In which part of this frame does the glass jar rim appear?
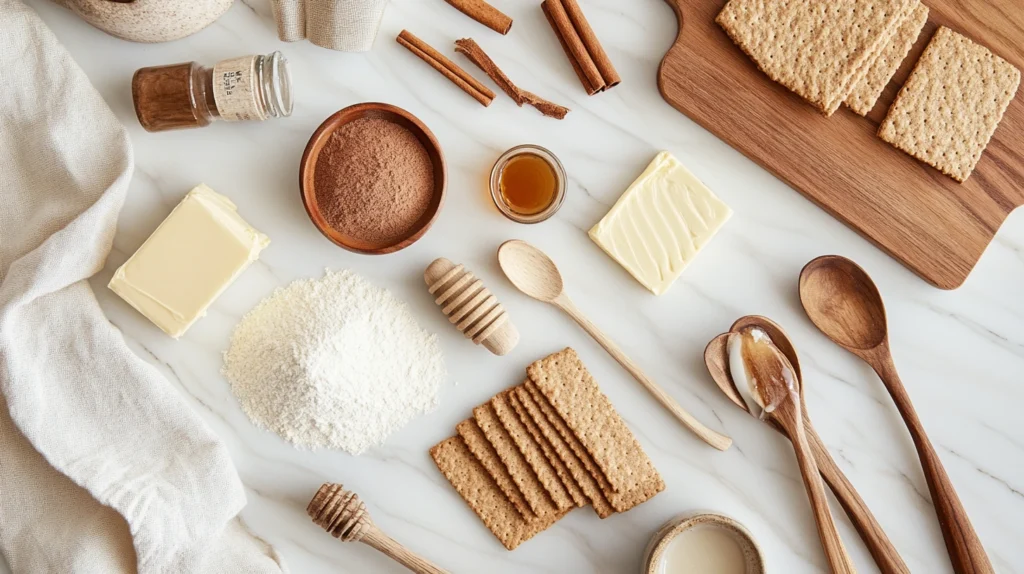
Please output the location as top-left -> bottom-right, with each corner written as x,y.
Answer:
257,51 -> 293,118
489,144 -> 567,224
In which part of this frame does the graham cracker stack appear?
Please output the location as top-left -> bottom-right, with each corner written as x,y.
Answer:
429,348 -> 663,550
717,0 -> 917,116
878,26 -> 1021,182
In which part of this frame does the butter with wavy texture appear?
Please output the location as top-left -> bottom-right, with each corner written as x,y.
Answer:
589,152 -> 731,295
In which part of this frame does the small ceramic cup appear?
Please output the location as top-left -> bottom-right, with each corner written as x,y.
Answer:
642,513 -> 764,574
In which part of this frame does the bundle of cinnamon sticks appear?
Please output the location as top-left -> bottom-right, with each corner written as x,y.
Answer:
542,0 -> 620,95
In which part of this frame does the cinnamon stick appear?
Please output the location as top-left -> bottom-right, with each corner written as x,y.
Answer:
445,0 -> 512,35
542,0 -> 620,94
542,2 -> 598,95
397,30 -> 495,107
562,0 -> 620,87
454,38 -> 570,120
542,0 -> 605,95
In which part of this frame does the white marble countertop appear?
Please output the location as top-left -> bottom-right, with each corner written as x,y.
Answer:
14,0 -> 1024,572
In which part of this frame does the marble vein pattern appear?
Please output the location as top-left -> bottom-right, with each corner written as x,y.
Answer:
9,0 -> 1024,572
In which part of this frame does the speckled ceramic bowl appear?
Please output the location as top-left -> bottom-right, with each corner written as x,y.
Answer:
642,513 -> 764,574
51,0 -> 232,43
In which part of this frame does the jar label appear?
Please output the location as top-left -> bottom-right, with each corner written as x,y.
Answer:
212,56 -> 265,122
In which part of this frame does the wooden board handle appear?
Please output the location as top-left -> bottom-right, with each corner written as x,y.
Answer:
807,424 -> 909,574
870,350 -> 993,574
555,294 -> 732,451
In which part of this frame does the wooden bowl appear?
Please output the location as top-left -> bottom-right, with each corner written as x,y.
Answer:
300,102 -> 446,255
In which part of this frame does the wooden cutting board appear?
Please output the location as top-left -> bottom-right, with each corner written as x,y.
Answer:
658,0 -> 1024,289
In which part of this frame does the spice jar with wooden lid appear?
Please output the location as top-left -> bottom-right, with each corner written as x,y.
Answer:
132,51 -> 293,132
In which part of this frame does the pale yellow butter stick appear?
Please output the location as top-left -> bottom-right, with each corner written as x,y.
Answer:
109,184 -> 269,338
588,152 -> 731,295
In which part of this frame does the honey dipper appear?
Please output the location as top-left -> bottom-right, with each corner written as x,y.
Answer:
307,483 -> 449,574
424,258 -> 519,355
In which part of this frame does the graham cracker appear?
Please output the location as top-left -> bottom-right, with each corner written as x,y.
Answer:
430,436 -> 563,551
717,0 -> 915,115
526,354 -> 664,512
844,2 -> 929,115
456,418 -> 531,519
473,402 -> 557,518
506,386 -> 588,508
514,384 -> 616,518
491,391 -> 574,512
879,26 -> 1021,182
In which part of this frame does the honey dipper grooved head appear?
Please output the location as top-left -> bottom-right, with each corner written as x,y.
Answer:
423,257 -> 519,356
307,483 -> 373,542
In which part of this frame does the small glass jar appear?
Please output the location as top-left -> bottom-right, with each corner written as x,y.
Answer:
131,51 -> 293,132
489,144 -> 567,224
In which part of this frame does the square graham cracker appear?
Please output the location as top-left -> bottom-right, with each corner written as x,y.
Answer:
844,1 -> 929,115
505,387 -> 588,508
527,349 -> 664,510
491,391 -> 575,512
456,418 -> 532,519
717,0 -> 915,115
879,26 -> 1021,182
430,436 -> 563,551
473,402 -> 558,518
514,384 -> 616,518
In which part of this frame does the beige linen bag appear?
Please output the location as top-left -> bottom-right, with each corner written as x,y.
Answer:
272,0 -> 390,52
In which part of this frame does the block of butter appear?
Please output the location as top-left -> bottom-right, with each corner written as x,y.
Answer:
109,184 -> 269,338
589,152 -> 731,295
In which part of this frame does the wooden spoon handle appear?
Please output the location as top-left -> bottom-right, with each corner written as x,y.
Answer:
806,423 -> 909,574
871,351 -> 993,574
791,416 -> 857,573
362,528 -> 450,574
555,295 -> 732,451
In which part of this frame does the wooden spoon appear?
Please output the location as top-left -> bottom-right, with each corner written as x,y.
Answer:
705,316 -> 909,574
799,255 -> 993,574
497,239 -> 732,451
308,483 -> 449,574
730,327 -> 855,573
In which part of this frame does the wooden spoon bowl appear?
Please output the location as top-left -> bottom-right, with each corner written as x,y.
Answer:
799,256 -> 887,350
300,102 -> 446,255
705,316 -> 801,414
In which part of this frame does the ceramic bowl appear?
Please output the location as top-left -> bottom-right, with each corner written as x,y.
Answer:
52,0 -> 232,43
300,102 -> 446,255
642,513 -> 764,574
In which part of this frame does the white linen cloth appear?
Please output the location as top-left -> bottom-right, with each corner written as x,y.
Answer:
0,2 -> 286,572
271,0 -> 389,52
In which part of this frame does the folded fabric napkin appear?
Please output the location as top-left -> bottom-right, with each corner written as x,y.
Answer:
0,2 -> 286,572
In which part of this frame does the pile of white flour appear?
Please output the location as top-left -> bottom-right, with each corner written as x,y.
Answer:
223,269 -> 447,454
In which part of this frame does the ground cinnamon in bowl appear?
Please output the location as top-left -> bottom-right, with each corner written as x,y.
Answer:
314,117 -> 435,246
301,103 -> 445,254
